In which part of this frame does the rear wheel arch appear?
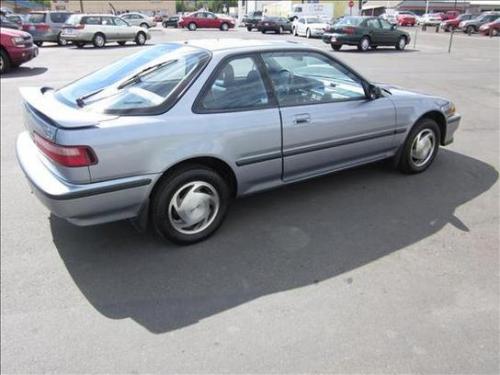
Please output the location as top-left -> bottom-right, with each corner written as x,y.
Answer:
151,157 -> 238,199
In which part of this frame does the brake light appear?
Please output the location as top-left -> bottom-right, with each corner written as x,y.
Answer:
33,133 -> 97,167
36,23 -> 49,31
342,26 -> 356,34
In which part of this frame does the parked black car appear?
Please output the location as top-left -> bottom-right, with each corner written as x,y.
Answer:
322,16 -> 410,52
257,16 -> 293,34
162,15 -> 179,28
243,11 -> 263,31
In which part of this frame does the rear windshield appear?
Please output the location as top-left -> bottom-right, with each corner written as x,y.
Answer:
336,17 -> 364,26
50,12 -> 70,23
55,44 -> 211,115
27,13 -> 46,23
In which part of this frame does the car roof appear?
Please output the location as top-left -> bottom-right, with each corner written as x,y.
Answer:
181,39 -> 312,53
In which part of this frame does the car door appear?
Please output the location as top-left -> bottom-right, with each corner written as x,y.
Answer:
100,16 -> 116,40
205,12 -> 218,28
297,17 -> 305,35
365,18 -> 385,45
193,54 -> 282,192
113,17 -> 134,40
261,51 -> 397,182
378,18 -> 399,45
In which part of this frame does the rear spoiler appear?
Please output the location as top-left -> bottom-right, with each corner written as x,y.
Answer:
19,87 -> 118,129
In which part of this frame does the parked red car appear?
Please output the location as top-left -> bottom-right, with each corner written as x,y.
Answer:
178,11 -> 235,31
396,11 -> 416,26
479,18 -> 500,36
440,13 -> 475,31
0,27 -> 38,73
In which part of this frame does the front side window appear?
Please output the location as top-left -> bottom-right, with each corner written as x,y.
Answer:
197,56 -> 269,112
56,44 -> 211,115
380,19 -> 392,29
262,52 -> 366,107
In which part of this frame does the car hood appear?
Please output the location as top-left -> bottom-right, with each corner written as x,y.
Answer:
378,83 -> 450,105
0,26 -> 29,37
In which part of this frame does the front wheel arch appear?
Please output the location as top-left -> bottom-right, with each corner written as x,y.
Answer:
414,111 -> 447,145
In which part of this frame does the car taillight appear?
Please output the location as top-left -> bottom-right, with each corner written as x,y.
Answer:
36,23 -> 49,31
33,133 -> 97,167
342,26 -> 356,34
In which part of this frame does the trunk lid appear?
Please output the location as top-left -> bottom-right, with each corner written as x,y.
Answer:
20,87 -> 118,138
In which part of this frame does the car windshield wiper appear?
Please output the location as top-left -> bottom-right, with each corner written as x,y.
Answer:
76,88 -> 104,107
117,60 -> 177,89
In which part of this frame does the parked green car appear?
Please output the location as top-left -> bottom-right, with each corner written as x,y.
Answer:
322,16 -> 410,51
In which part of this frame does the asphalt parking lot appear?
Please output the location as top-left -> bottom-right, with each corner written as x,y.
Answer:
1,26 -> 499,373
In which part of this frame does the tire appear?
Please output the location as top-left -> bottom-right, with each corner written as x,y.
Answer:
261,30 -> 266,34
92,33 -> 106,48
162,22 -> 167,28
57,32 -> 67,46
293,27 -> 297,36
75,42 -> 85,48
246,25 -> 252,31
331,44 -> 342,51
371,45 -> 378,49
188,22 -> 197,31
0,49 -> 11,74
278,26 -> 283,34
140,23 -> 149,29
492,29 -> 498,36
220,22 -> 229,31
358,36 -> 370,51
117,41 -> 126,46
396,35 -> 407,50
135,31 -> 146,45
34,41 -> 43,47
397,118 -> 441,174
151,164 -> 231,245
466,25 -> 475,34
306,28 -> 311,38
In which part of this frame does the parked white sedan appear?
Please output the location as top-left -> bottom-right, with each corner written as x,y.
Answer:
120,12 -> 156,29
293,16 -> 328,38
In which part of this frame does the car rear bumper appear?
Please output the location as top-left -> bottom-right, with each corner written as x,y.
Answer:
322,33 -> 359,45
16,131 -> 158,226
8,45 -> 38,65
444,114 -> 461,145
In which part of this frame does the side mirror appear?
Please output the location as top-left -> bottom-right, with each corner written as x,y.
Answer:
391,24 -> 397,30
367,84 -> 382,100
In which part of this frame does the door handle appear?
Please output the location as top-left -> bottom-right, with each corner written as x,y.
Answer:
293,114 -> 311,125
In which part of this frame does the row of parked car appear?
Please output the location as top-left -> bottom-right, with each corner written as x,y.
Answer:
382,10 -> 500,35
0,10 -> 158,73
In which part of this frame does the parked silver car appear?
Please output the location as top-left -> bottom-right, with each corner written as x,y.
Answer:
16,40 -> 460,244
120,12 -> 156,29
61,14 -> 151,48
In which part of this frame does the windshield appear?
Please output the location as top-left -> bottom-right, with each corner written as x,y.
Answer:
56,44 -> 211,115
306,17 -> 321,23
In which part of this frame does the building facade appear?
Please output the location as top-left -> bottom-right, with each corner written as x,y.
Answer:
50,0 -> 176,15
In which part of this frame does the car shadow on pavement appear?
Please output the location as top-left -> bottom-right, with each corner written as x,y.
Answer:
338,48 -> 419,54
50,149 -> 497,334
1,67 -> 47,78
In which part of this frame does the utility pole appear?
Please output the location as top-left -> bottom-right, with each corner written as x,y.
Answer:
425,0 -> 430,14
79,0 -> 84,13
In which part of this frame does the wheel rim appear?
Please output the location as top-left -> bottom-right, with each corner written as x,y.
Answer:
222,23 -> 228,30
279,26 -> 283,33
189,23 -> 195,30
0,56 -> 4,72
168,181 -> 220,235
306,29 -> 310,38
96,35 -> 104,46
59,35 -> 67,45
138,33 -> 145,44
411,129 -> 436,167
362,38 -> 369,50
399,37 -> 406,49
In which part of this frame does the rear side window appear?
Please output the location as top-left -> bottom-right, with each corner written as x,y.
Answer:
366,19 -> 381,28
197,56 -> 269,112
56,44 -> 211,115
65,15 -> 82,25
82,16 -> 101,25
50,12 -> 70,23
27,13 -> 46,23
